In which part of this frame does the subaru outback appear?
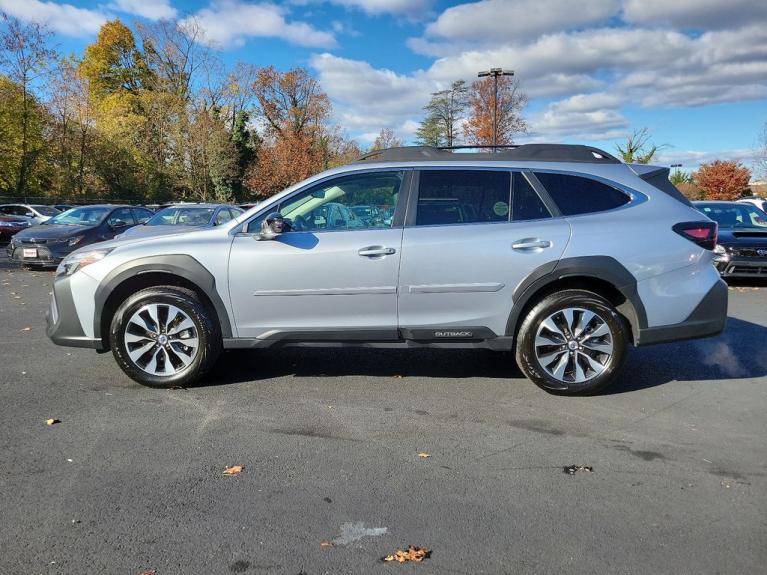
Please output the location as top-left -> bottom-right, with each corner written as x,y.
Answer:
46,144 -> 727,395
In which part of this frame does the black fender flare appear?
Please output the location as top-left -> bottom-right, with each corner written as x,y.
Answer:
505,256 -> 647,342
93,254 -> 233,341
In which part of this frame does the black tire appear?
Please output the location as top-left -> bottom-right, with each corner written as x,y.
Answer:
515,289 -> 629,395
109,286 -> 222,388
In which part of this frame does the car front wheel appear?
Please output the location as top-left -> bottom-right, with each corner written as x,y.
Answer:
109,286 -> 222,388
515,289 -> 629,395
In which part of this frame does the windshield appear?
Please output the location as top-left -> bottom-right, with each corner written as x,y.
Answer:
698,203 -> 767,229
46,207 -> 110,226
31,205 -> 60,216
146,207 -> 215,226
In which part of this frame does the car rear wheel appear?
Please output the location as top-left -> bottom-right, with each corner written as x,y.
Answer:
109,286 -> 221,388
515,289 -> 628,395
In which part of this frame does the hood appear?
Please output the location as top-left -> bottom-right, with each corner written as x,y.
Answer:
118,224 -> 207,239
12,223 -> 93,240
717,227 -> 767,246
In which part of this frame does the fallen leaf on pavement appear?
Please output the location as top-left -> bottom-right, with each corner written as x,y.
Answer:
320,541 -> 334,547
383,546 -> 431,563
20,327 -> 31,331
46,418 -> 61,426
223,465 -> 243,476
563,465 -> 593,475
418,453 -> 430,459
138,570 -> 156,575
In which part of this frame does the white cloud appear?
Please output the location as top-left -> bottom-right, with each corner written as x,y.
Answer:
656,148 -> 757,169
623,0 -> 767,30
0,0 -> 106,37
183,1 -> 336,49
424,0 -> 619,44
108,0 -> 177,20
527,93 -> 629,141
328,0 -> 433,18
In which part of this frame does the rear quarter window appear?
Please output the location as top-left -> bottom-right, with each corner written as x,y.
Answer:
534,172 -> 630,216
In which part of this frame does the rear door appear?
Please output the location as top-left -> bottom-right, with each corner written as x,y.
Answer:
397,169 -> 571,337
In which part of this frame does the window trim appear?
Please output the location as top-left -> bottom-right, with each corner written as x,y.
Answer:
235,168 -> 413,235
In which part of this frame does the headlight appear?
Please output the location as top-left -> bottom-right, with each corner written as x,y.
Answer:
714,244 -> 726,255
56,248 -> 114,276
67,235 -> 85,247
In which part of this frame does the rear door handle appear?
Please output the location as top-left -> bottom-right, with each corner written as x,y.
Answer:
358,246 -> 396,257
512,238 -> 552,251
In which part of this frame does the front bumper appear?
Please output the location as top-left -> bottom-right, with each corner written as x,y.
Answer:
46,274 -> 103,350
637,279 -> 727,346
715,258 -> 767,278
7,241 -> 75,266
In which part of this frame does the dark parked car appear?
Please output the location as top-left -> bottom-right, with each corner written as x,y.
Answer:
7,205 -> 154,267
116,203 -> 244,240
695,200 -> 767,277
0,215 -> 31,242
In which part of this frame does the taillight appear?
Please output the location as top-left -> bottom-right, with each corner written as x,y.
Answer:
673,221 -> 717,250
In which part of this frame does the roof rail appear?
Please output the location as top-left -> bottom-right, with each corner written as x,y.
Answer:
355,144 -> 620,164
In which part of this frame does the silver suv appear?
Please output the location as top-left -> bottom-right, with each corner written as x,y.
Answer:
46,145 -> 727,395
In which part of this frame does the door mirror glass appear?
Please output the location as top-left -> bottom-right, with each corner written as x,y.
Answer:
256,212 -> 292,240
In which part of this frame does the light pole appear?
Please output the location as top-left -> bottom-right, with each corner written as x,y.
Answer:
477,68 -> 514,149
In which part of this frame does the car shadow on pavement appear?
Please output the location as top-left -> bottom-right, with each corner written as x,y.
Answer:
606,316 -> 767,394
201,315 -> 767,395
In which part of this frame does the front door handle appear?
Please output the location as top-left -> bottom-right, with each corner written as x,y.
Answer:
358,246 -> 396,257
512,238 -> 552,251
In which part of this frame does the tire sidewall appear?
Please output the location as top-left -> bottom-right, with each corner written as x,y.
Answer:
110,287 -> 219,388
516,290 -> 628,395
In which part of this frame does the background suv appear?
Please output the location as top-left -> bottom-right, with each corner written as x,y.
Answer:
46,144 -> 727,395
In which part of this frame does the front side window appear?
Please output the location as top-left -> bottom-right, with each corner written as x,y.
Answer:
276,171 -> 404,232
108,208 -> 135,227
31,205 -> 60,216
534,172 -> 630,216
415,170 -> 511,226
215,208 -> 233,225
133,208 -> 153,224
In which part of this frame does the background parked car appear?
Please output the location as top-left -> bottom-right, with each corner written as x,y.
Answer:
0,204 -> 60,225
6,205 -> 153,267
738,196 -> 767,213
116,204 -> 244,240
0,215 -> 31,242
694,200 -> 767,277
53,204 -> 77,212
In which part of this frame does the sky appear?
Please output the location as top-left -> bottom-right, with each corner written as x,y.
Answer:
2,0 -> 766,173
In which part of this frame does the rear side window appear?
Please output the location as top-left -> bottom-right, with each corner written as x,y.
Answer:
512,173 -> 551,221
534,172 -> 630,216
416,170 -> 511,226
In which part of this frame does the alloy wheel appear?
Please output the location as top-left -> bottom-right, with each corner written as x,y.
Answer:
124,303 -> 199,376
534,307 -> 614,384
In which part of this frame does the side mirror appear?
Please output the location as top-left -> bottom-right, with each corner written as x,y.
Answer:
25,212 -> 35,218
256,212 -> 291,241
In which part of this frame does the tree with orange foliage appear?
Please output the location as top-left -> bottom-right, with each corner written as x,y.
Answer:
247,66 -> 355,197
693,160 -> 751,200
463,75 -> 527,146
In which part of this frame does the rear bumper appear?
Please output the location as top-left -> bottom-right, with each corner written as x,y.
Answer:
637,279 -> 727,346
715,259 -> 767,277
46,274 -> 103,350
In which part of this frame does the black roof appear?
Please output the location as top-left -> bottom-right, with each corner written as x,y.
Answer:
355,144 -> 621,164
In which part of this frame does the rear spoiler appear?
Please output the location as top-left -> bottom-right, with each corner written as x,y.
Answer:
629,164 -> 693,207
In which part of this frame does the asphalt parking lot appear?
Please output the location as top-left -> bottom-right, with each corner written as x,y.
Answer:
1,253 -> 765,575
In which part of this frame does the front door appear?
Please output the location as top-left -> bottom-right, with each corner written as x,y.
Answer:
228,171 -> 407,338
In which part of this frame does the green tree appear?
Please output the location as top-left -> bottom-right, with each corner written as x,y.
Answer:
0,13 -> 55,195
415,115 -> 443,147
670,168 -> 692,186
615,128 -> 663,164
